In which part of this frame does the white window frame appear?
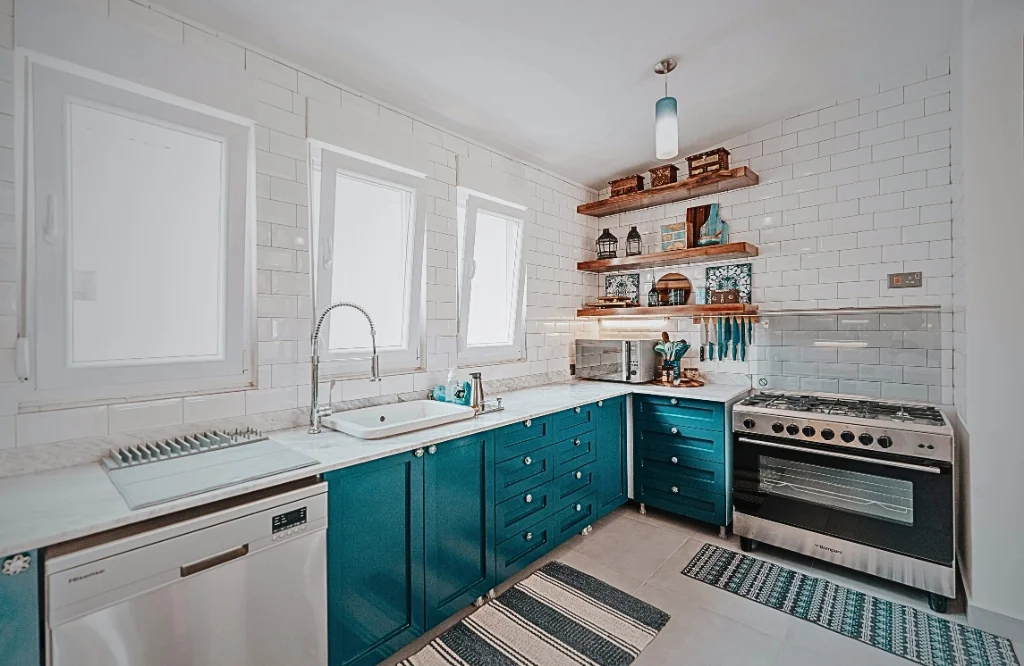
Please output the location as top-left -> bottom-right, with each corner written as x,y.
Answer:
313,147 -> 427,377
457,194 -> 528,364
27,59 -> 255,403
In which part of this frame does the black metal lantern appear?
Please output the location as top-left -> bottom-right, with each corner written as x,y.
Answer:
596,228 -> 618,259
625,226 -> 643,256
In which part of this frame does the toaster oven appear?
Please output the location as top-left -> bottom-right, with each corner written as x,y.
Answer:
574,338 -> 660,383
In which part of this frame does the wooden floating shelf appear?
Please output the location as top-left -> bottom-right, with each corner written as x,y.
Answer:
576,304 -> 759,319
577,242 -> 758,274
577,166 -> 760,218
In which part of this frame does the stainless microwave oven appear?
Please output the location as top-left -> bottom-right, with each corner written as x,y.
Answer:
574,338 -> 660,383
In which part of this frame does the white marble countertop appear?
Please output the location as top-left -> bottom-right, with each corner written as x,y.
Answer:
0,380 -> 749,555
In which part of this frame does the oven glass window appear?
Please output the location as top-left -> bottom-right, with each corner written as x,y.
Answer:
759,456 -> 914,525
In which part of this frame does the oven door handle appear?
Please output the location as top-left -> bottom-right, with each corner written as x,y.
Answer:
736,437 -> 942,474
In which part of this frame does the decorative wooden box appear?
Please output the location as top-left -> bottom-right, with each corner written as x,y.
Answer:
709,289 -> 740,304
650,164 -> 680,188
686,148 -> 730,177
609,174 -> 644,197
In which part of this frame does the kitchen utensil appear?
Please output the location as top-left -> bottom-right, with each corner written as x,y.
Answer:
732,317 -> 741,361
723,316 -> 732,360
699,317 -> 707,362
740,316 -> 747,362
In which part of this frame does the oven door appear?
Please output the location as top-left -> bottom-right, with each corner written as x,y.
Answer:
733,434 -> 953,565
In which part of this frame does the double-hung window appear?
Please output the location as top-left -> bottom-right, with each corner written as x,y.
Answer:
457,194 -> 528,364
311,146 -> 426,376
29,60 -> 254,401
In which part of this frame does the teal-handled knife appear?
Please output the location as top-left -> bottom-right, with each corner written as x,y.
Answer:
716,316 -> 723,360
733,317 -> 741,361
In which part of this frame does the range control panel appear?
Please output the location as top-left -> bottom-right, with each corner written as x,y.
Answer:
271,506 -> 307,534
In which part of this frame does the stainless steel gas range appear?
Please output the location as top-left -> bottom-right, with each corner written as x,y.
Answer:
731,391 -> 955,613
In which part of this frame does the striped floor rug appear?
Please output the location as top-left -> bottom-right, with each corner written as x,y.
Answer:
400,561 -> 670,665
683,543 -> 1020,666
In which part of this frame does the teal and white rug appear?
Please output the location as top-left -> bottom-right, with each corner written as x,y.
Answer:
683,543 -> 1019,666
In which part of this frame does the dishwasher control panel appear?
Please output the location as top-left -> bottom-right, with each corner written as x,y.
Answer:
272,507 -> 307,534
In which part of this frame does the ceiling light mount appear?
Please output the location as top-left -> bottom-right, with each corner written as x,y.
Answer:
653,58 -> 677,76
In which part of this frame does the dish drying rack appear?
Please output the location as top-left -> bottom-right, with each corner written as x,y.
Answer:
102,428 -> 267,470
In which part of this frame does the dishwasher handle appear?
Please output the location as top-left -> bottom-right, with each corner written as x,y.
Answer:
180,544 -> 249,578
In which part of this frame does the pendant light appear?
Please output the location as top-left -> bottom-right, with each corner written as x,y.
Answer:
654,58 -> 679,160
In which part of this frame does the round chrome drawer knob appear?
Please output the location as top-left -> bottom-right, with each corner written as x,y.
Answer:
670,398 -> 678,405
574,439 -> 581,446
524,532 -> 533,541
575,504 -> 582,512
523,456 -> 532,465
525,493 -> 533,503
524,419 -> 532,427
671,486 -> 679,494
427,445 -> 437,454
574,407 -> 581,414
575,471 -> 582,479
670,456 -> 678,464
597,400 -> 604,407
413,448 -> 424,457
671,427 -> 679,435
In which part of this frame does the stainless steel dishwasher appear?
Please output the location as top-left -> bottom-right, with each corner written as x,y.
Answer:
45,480 -> 328,666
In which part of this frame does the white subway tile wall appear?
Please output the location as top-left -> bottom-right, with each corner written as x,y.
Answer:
0,0 -> 599,476
592,62 -> 953,403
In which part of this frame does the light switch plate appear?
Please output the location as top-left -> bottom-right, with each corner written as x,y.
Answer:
888,272 -> 923,289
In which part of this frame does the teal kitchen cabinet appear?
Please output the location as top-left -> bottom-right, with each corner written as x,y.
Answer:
632,394 -> 731,528
423,434 -> 495,628
325,452 -> 425,666
594,396 -> 628,518
0,551 -> 41,666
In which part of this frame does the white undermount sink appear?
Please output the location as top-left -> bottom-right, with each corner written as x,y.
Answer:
321,400 -> 476,439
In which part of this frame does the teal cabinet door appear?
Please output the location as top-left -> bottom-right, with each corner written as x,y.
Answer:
0,551 -> 41,666
325,452 -> 425,666
595,396 -> 628,517
424,435 -> 495,629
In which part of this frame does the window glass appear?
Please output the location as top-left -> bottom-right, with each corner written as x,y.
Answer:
463,211 -> 521,347
326,171 -> 412,352
68,102 -> 226,366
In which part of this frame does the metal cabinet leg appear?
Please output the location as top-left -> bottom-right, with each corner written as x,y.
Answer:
473,596 -> 485,608
639,503 -> 647,515
719,525 -> 727,539
487,588 -> 496,600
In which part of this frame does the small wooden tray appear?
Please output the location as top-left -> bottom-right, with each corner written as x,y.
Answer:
648,378 -> 706,388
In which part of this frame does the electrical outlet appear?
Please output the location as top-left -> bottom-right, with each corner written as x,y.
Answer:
888,272 -> 923,289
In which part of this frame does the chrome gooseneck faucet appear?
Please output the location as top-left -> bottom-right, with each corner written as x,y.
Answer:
309,302 -> 381,433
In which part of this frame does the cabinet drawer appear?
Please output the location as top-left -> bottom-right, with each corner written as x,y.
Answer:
553,461 -> 598,506
552,430 -> 597,477
494,416 -> 553,462
553,404 -> 596,433
495,445 -> 554,503
633,394 -> 724,430
634,449 -> 725,496
634,421 -> 725,464
495,480 -> 553,543
496,516 -> 554,581
552,492 -> 597,541
634,472 -> 726,526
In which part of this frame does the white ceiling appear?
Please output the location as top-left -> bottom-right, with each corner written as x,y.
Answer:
158,0 -> 958,189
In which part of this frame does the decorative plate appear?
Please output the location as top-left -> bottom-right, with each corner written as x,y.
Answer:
605,273 -> 640,303
705,263 -> 752,304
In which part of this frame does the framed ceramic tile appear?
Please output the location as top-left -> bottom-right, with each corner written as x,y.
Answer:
604,273 -> 640,303
705,263 -> 752,303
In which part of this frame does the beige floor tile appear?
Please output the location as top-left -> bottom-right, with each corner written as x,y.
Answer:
552,547 -> 648,595
781,618 -> 909,666
616,501 -> 701,537
632,582 -> 783,666
568,514 -> 689,580
645,539 -> 794,639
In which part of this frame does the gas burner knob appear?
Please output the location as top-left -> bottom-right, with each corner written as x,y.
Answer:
859,433 -> 874,445
877,436 -> 893,449
772,422 -> 784,434
841,431 -> 855,443
786,424 -> 800,436
820,428 -> 835,440
802,425 -> 816,437
742,418 -> 756,429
